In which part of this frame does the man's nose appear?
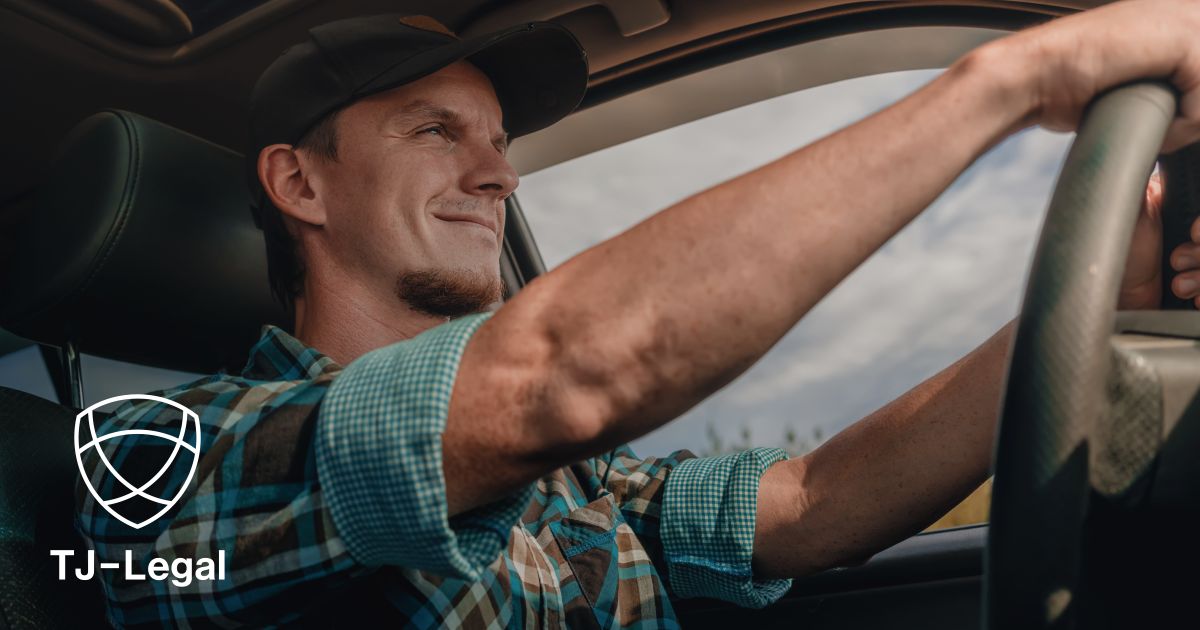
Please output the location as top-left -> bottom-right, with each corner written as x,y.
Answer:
462,142 -> 519,198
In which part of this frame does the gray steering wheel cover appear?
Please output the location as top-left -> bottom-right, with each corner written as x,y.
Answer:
985,82 -> 1176,629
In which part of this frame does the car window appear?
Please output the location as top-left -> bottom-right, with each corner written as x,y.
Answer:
516,67 -> 1075,531
0,346 -> 200,409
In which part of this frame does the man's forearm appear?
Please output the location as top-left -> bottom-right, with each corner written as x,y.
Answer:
752,320 -> 1015,577
510,43 -> 1034,454
449,40 -> 1038,513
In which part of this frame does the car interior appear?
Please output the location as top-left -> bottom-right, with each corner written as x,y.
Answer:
1,1 -> 1197,628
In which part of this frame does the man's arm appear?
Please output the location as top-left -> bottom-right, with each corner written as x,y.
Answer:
750,141 -> 1185,577
446,44 -> 1031,514
445,0 -> 1200,515
753,320 -> 1014,577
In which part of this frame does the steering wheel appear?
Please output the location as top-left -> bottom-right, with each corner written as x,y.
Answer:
985,81 -> 1200,629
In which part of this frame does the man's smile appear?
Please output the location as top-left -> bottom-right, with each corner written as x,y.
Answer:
432,212 -> 498,237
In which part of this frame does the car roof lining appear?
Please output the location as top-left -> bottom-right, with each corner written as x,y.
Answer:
509,23 -> 1011,175
0,0 -> 1105,207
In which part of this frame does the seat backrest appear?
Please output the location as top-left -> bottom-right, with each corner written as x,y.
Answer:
0,387 -> 105,629
0,110 -> 287,374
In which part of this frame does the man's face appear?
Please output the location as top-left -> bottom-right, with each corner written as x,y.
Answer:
303,61 -> 516,317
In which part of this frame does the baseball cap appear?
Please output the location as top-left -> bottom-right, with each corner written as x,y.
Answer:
247,14 -> 588,225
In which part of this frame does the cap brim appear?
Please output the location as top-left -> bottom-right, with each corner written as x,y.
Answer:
356,22 -> 588,138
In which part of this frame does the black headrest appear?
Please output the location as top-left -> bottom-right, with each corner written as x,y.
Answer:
0,110 -> 286,374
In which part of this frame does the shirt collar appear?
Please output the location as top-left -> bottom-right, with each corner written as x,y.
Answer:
240,325 -> 341,381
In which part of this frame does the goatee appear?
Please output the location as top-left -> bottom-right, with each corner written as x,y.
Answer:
396,268 -> 502,318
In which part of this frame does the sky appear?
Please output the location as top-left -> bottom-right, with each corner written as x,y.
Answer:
0,67 -> 1077,461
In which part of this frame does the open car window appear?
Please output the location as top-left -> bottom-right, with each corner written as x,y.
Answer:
516,66 -> 1075,531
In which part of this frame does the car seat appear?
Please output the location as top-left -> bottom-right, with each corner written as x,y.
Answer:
0,110 -> 285,628
0,387 -> 105,628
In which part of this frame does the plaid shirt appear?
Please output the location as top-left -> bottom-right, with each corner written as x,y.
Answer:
76,313 -> 791,628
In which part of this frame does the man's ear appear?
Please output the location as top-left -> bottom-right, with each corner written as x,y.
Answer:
258,144 -> 326,226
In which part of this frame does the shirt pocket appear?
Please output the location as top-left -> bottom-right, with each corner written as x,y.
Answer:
549,493 -> 673,629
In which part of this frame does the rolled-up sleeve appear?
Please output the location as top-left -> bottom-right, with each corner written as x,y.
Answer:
316,311 -> 535,580
660,447 -> 792,608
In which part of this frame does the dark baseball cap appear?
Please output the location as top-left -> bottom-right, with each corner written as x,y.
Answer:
247,14 -> 588,224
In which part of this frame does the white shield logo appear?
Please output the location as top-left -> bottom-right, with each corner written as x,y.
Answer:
74,394 -> 201,530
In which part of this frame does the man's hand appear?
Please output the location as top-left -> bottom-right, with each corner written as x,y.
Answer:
1018,0 -> 1200,154
1041,0 -> 1200,312
1120,170 -> 1200,310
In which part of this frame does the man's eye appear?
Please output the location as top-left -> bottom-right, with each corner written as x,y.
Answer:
420,125 -> 446,137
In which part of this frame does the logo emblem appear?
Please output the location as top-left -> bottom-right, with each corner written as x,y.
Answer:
74,394 -> 200,529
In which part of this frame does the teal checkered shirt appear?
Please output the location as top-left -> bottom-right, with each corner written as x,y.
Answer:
76,313 -> 791,628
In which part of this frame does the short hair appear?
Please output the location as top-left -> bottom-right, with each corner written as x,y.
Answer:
260,108 -> 342,317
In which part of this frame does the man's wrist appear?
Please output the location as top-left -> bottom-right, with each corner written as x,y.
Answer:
950,35 -> 1044,141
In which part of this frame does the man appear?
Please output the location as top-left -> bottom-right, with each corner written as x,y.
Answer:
77,1 -> 1200,627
